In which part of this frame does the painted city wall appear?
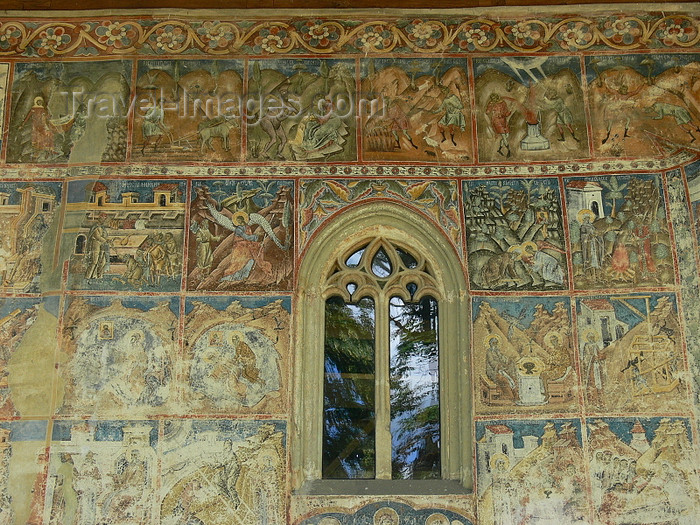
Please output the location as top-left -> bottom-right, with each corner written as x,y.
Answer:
0,5 -> 698,525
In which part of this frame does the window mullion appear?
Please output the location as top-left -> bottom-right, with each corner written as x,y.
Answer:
375,291 -> 392,479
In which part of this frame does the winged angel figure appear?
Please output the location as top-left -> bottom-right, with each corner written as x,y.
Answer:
190,199 -> 291,288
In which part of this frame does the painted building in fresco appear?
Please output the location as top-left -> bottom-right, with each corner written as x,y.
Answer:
0,5 -> 697,525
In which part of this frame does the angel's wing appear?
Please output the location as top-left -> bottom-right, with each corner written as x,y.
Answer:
205,202 -> 237,232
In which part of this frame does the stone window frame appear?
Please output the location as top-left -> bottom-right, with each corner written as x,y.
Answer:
292,201 -> 472,495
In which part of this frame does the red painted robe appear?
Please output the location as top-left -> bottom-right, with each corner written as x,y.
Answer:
486,99 -> 511,134
23,106 -> 55,152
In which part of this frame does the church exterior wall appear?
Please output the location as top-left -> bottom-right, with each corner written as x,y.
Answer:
0,5 -> 698,524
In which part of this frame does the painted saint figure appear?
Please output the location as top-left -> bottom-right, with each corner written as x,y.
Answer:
579,211 -> 604,280
219,211 -> 267,283
485,335 -> 516,399
75,452 -> 100,524
584,333 -> 606,402
386,96 -> 418,150
289,97 -> 347,160
193,219 -> 221,275
163,232 -> 179,278
217,439 -> 241,507
258,89 -> 295,159
601,83 -> 640,145
53,453 -> 78,525
630,223 -> 656,277
373,507 -> 399,525
84,214 -> 111,280
104,449 -> 149,521
231,331 -> 261,386
23,96 -> 59,161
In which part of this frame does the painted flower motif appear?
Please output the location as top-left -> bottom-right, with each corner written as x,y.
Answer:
34,26 -> 72,56
308,23 -> 329,39
611,20 -> 632,35
602,18 -> 641,45
456,23 -> 494,50
405,19 -> 441,47
354,25 -> 393,51
95,21 -> 136,49
196,21 -> 236,49
0,26 -> 21,50
557,21 -> 594,50
656,18 -> 696,46
301,21 -> 339,48
153,25 -> 187,51
253,26 -> 290,53
505,21 -> 542,47
261,34 -> 283,52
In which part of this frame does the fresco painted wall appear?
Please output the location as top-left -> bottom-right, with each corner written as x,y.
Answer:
0,6 -> 698,524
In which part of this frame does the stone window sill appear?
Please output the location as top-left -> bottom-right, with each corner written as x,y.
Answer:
296,479 -> 471,496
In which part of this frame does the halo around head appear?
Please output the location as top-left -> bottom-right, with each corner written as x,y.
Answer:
318,518 -> 342,525
546,332 -> 561,347
484,333 -> 502,347
373,507 -> 399,525
521,241 -> 537,254
426,513 -> 450,525
232,211 -> 249,226
577,209 -> 596,224
490,452 -> 510,471
584,330 -> 599,343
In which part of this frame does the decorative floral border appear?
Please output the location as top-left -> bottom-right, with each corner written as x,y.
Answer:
0,151 -> 694,180
0,13 -> 697,57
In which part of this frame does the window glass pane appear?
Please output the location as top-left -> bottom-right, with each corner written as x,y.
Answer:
389,296 -> 440,480
323,295 -> 376,479
345,246 -> 366,268
396,247 -> 418,269
371,247 -> 392,278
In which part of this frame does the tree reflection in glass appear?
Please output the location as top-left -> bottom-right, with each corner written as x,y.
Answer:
323,295 -> 376,478
390,296 -> 440,479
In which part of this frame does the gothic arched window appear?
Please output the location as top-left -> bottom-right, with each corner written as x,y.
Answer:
293,202 -> 472,494
323,238 -> 440,480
